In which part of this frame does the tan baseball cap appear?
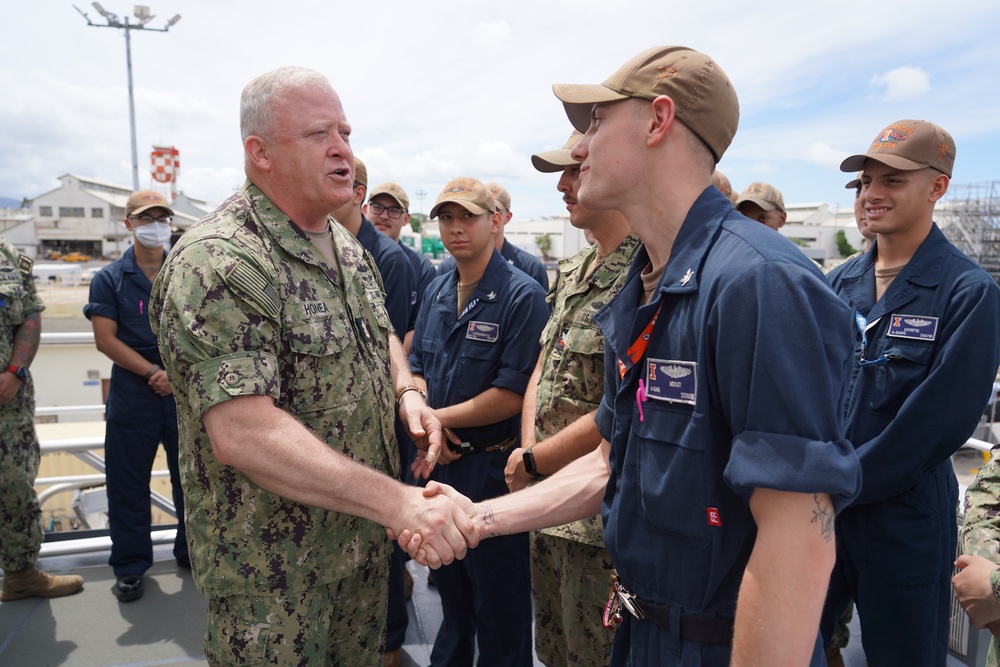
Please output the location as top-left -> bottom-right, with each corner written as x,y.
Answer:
845,172 -> 862,190
486,183 -> 511,214
552,45 -> 739,163
430,177 -> 497,218
840,119 -> 955,178
369,182 -> 409,210
126,190 -> 173,217
354,157 -> 368,188
711,170 -> 735,203
735,182 -> 785,213
531,131 -> 583,173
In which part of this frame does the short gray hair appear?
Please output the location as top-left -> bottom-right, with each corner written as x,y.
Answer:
240,66 -> 331,143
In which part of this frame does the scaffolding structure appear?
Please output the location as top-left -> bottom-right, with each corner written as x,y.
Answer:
938,181 -> 1000,282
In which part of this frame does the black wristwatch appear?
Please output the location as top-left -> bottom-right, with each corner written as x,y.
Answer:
522,446 -> 543,478
6,365 -> 29,381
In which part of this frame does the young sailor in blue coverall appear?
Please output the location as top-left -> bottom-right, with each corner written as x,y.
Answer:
821,120 -> 1000,665
84,190 -> 188,602
400,47 -> 863,667
409,177 -> 548,667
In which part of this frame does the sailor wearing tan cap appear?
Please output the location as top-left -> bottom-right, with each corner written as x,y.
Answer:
402,46 -> 860,666
735,181 -> 786,231
506,130 -> 639,667
822,120 -> 1000,666
436,183 -> 550,292
408,177 -> 548,666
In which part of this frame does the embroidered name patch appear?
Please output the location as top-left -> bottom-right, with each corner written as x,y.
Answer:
886,314 -> 938,341
645,358 -> 696,405
466,321 -> 499,343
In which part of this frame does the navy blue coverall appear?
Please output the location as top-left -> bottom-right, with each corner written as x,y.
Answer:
594,187 -> 861,666
83,246 -> 187,576
437,238 -> 549,292
821,223 -> 1000,665
410,249 -> 548,667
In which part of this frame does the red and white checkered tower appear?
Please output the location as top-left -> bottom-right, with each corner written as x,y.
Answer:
150,146 -> 180,202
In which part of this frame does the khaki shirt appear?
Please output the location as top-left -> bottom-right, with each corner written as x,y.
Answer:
535,235 -> 640,546
150,183 -> 397,597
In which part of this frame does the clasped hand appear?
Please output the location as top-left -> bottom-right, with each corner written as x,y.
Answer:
387,482 -> 480,568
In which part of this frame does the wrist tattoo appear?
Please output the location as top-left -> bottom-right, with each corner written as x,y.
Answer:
811,493 -> 834,542
481,504 -> 500,538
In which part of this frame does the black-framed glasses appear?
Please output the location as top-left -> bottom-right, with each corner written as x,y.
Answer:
130,214 -> 173,224
368,202 -> 405,220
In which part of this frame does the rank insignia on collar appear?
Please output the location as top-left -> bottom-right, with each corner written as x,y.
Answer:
680,268 -> 693,286
487,291 -> 496,300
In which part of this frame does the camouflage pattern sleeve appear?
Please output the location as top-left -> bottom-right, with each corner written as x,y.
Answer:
962,452 -> 1000,665
152,234 -> 281,415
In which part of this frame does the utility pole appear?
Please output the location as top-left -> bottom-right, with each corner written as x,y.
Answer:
74,3 -> 181,191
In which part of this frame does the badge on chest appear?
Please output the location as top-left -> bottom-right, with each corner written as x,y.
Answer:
886,314 -> 938,341
466,321 -> 500,343
645,358 -> 697,405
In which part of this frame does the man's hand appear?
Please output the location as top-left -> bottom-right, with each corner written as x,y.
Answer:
505,447 -> 532,492
386,482 -> 479,569
954,554 -> 1000,628
398,391 -> 445,479
148,369 -> 173,397
0,372 -> 20,406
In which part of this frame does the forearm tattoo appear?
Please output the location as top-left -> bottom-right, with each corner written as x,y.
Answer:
811,493 -> 835,543
10,313 -> 41,367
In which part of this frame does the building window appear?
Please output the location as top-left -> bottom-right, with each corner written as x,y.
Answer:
91,208 -> 104,218
59,207 -> 85,218
39,206 -> 52,217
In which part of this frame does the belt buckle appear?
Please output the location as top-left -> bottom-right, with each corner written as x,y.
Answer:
451,441 -> 475,454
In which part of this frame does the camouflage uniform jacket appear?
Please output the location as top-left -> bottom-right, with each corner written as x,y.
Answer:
536,234 -> 641,546
962,450 -> 1000,667
0,239 -> 43,423
150,183 -> 398,599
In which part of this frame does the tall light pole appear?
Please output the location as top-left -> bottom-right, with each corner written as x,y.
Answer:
74,4 -> 181,191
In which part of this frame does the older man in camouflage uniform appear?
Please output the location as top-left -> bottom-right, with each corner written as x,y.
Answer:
150,66 -> 476,666
0,239 -> 84,601
504,132 -> 640,666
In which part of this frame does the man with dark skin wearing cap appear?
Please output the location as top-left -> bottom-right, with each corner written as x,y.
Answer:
735,181 -> 786,231
402,46 -> 861,666
821,120 -> 1000,665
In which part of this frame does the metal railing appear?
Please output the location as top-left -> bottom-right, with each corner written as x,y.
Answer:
35,400 -> 179,557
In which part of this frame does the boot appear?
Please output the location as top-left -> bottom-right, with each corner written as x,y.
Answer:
1,566 -> 84,601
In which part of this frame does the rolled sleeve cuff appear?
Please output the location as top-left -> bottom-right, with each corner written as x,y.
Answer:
492,367 -> 531,396
595,398 -> 613,442
82,302 -> 116,321
187,351 -> 280,416
724,430 -> 861,513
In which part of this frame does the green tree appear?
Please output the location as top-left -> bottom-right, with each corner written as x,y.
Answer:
535,233 -> 553,261
836,230 -> 857,258
409,212 -> 426,234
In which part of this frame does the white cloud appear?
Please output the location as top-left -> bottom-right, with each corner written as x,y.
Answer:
807,142 -> 849,170
870,66 -> 932,101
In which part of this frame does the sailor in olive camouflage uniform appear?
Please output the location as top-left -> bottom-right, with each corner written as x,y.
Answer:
150,182 -> 398,665
0,238 -> 45,572
960,451 -> 1000,667
530,234 -> 640,666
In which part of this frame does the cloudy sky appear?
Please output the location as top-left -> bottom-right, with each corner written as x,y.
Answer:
3,0 -> 998,219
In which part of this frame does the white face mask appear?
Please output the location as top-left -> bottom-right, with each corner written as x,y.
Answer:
134,222 -> 172,249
